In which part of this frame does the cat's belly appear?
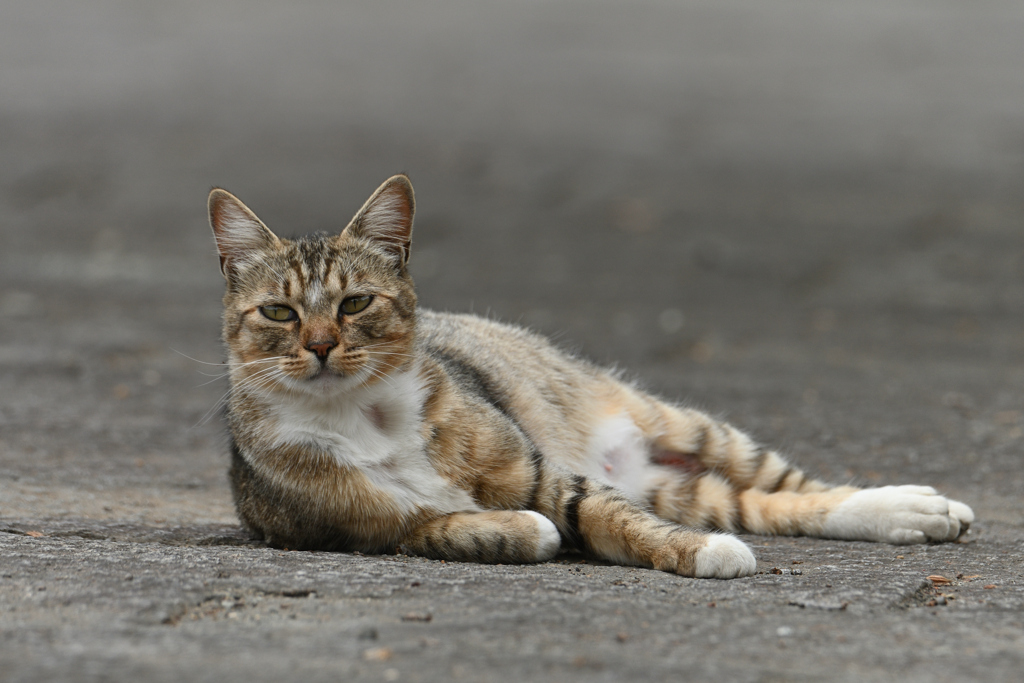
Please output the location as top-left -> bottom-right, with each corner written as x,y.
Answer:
581,414 -> 664,501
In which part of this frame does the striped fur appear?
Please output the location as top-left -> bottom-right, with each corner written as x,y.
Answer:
209,176 -> 974,579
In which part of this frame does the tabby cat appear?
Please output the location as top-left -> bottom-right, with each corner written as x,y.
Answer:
208,175 -> 973,578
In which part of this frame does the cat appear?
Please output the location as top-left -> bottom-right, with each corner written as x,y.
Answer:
208,174 -> 974,579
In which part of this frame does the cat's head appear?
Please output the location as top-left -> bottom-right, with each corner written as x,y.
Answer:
209,175 -> 417,398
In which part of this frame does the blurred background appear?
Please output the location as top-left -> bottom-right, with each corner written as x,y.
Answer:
2,1 -> 1023,527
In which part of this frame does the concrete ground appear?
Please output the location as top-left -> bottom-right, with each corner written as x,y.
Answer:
2,1 -> 1023,681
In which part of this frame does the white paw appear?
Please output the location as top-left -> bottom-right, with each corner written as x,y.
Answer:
694,534 -> 757,579
948,499 -> 975,530
822,485 -> 974,544
522,511 -> 561,561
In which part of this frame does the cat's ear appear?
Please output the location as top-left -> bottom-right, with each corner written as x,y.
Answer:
342,174 -> 415,268
208,188 -> 281,278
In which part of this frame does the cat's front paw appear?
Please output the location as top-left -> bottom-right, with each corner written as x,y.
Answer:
822,485 -> 974,544
522,511 -> 562,561
693,534 -> 757,579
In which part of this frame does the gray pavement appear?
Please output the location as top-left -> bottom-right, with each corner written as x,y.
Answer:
2,2 -> 1023,681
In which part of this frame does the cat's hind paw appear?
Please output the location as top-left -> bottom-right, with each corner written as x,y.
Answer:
693,534 -> 758,579
822,485 -> 974,544
946,498 -> 974,539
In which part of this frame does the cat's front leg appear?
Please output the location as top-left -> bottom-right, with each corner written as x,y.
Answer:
398,510 -> 562,564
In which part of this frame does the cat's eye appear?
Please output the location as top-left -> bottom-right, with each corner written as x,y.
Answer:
340,295 -> 373,315
260,305 -> 298,322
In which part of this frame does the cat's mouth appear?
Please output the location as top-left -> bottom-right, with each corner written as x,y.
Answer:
277,364 -> 361,399
307,364 -> 345,381
279,349 -> 379,394
292,357 -> 377,394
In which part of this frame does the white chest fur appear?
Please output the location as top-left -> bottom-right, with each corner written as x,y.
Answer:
266,366 -> 479,515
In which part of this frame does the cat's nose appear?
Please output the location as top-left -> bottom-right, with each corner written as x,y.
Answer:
306,340 -> 337,359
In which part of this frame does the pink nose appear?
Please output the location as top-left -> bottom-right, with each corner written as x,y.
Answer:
307,341 -> 336,358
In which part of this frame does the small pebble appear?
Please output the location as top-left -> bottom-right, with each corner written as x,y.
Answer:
363,647 -> 392,662
401,612 -> 432,622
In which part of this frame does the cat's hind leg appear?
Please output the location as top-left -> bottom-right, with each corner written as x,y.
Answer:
531,466 -> 757,578
634,400 -> 973,544
646,458 -> 974,545
801,485 -> 974,544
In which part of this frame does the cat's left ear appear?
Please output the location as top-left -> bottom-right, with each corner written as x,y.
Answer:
342,174 -> 415,268
208,188 -> 281,278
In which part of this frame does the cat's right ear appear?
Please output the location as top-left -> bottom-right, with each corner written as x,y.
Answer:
208,188 -> 280,278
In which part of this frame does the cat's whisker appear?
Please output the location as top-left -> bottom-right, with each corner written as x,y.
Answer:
233,356 -> 291,366
356,353 -> 409,376
234,365 -> 286,392
234,364 -> 282,382
360,361 -> 392,382
356,358 -> 411,374
228,368 -> 290,393
361,363 -> 398,390
172,349 -> 227,366
201,367 -> 283,422
356,344 -> 417,357
356,339 -> 413,349
356,340 -> 406,349
360,348 -> 417,358
242,376 -> 286,403
191,363 -> 287,429
233,379 -> 286,409
192,389 -> 234,430
366,359 -> 408,376
227,358 -> 291,374
195,373 -> 230,388
174,348 -> 290,369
